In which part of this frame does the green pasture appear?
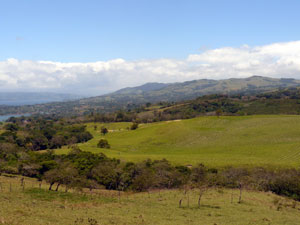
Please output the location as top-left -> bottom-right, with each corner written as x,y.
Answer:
56,115 -> 300,167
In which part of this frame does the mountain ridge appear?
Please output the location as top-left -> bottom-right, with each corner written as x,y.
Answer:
1,76 -> 300,116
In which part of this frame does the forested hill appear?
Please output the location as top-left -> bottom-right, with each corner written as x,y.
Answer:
111,75 -> 300,102
154,88 -> 300,120
1,76 -> 300,116
85,88 -> 300,123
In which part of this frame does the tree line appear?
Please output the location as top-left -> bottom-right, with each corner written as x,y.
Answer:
1,144 -> 300,201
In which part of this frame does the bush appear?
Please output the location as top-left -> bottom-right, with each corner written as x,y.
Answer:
130,123 -> 139,130
101,127 -> 108,135
97,139 -> 110,149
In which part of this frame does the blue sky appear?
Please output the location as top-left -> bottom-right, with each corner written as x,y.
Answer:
1,0 -> 300,62
1,0 -> 300,95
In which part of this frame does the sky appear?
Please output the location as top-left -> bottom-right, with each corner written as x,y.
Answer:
1,0 -> 300,95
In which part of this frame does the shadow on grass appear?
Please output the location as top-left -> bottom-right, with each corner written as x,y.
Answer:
180,205 -> 221,210
24,188 -> 116,204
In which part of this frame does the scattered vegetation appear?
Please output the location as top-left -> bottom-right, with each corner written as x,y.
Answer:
1,172 -> 300,225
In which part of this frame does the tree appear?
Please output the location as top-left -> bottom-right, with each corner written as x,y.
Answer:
0,163 -> 3,176
43,163 -> 79,191
91,162 -> 120,189
44,168 -> 60,190
59,165 -> 80,192
197,184 -> 207,208
130,122 -> 139,130
101,127 -> 108,136
216,108 -> 222,117
31,134 -> 49,150
131,168 -> 155,191
4,123 -> 19,132
220,167 -> 250,203
97,139 -> 110,149
191,164 -> 208,208
49,135 -> 65,149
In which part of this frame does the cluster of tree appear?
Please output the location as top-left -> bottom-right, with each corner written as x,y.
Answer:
157,89 -> 300,119
256,87 -> 300,99
1,145 -> 300,201
0,116 -> 93,151
97,139 -> 110,149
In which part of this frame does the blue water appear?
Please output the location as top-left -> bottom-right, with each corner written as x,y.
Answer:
0,100 -> 51,106
0,114 -> 30,122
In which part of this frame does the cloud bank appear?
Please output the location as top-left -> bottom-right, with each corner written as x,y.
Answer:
1,40 -> 300,96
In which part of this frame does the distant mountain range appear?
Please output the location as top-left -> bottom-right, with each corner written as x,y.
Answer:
0,92 -> 82,106
108,75 -> 300,102
1,76 -> 300,116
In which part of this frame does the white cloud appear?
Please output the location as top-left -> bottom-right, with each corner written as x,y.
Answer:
1,40 -> 300,96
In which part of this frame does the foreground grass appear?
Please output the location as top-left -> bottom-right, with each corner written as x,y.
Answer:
56,115 -> 300,167
0,175 -> 300,225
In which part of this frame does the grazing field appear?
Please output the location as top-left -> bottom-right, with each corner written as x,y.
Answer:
56,115 -> 300,167
0,175 -> 300,225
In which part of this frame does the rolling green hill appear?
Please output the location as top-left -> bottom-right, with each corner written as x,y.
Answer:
56,115 -> 300,168
2,76 -> 300,116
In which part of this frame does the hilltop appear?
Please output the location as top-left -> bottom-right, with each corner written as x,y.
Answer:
112,76 -> 300,102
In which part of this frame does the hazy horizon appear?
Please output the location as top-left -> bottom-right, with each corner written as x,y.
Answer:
0,75 -> 298,97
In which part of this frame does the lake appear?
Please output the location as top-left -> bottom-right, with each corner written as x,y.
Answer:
0,114 -> 30,122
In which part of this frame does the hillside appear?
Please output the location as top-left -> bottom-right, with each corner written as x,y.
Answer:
112,76 -> 300,102
2,76 -> 300,116
56,115 -> 300,167
1,175 -> 299,225
154,88 -> 300,119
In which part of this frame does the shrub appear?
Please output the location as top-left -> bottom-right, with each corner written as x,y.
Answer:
97,139 -> 110,149
130,122 -> 139,130
101,127 -> 108,135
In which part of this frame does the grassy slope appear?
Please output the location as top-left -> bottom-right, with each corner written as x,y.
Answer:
56,115 -> 300,168
0,175 -> 300,225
